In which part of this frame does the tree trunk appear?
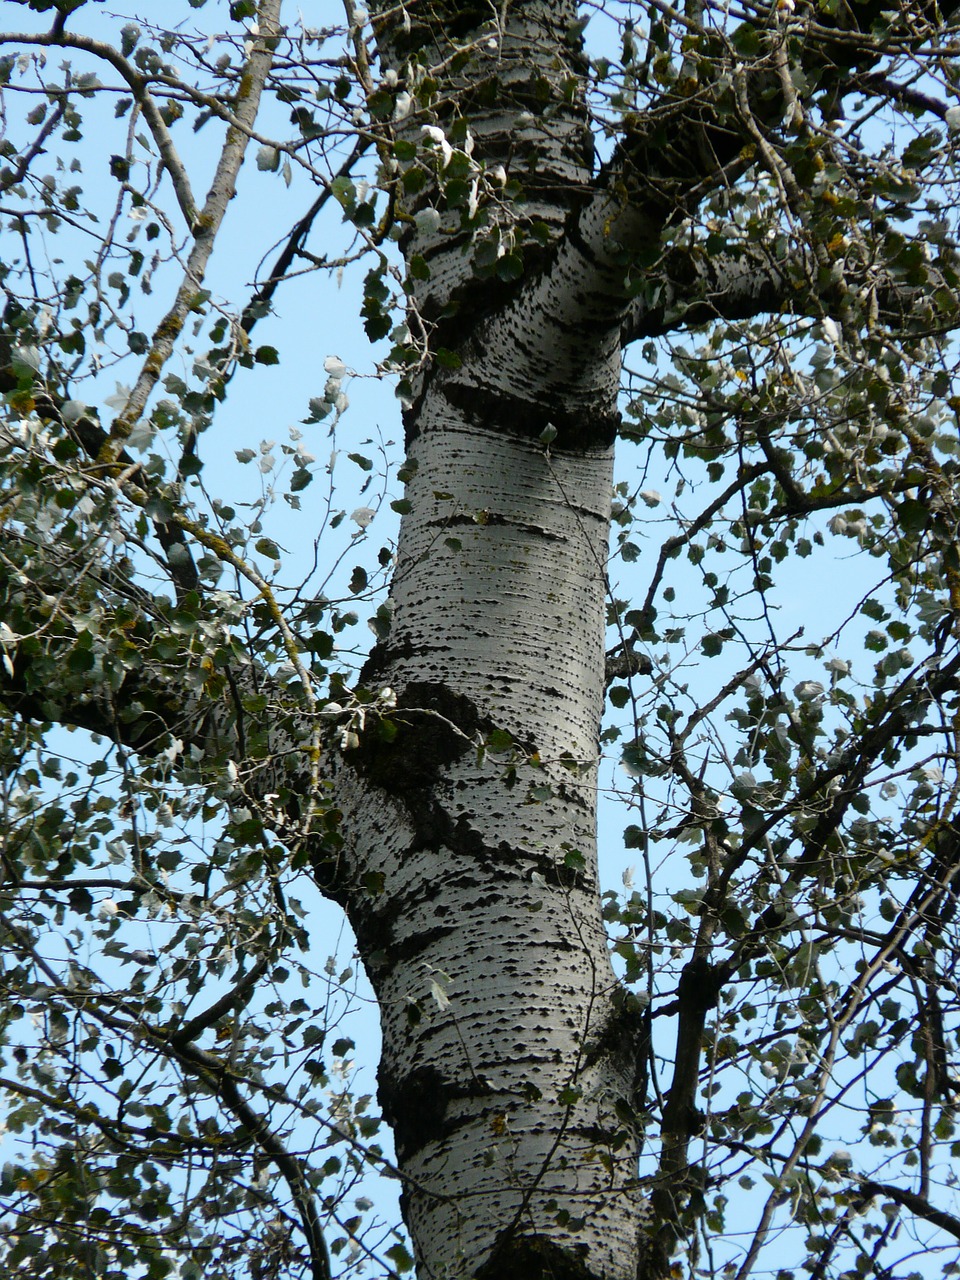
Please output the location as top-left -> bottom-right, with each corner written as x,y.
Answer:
334,371 -> 648,1276
326,4 -> 659,1273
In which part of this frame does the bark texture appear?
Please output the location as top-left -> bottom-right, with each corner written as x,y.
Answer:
339,1 -> 722,1273
335,401 -> 644,1275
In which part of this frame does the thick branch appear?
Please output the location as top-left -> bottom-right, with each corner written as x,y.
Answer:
418,0 -> 960,430
620,243 -> 960,345
613,0 -> 960,223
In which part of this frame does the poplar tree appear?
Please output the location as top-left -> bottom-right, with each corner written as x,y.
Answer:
2,1 -> 960,1278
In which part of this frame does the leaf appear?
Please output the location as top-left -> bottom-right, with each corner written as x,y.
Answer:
673,889 -> 704,914
897,498 -> 929,533
11,345 -> 41,373
385,1244 -> 415,1273
120,23 -> 141,56
331,175 -> 356,209
429,980 -> 450,1010
486,729 -> 513,754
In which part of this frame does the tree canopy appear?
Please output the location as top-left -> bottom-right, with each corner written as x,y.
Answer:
2,1 -> 960,1279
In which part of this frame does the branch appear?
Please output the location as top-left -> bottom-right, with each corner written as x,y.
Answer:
606,0 -> 960,344
95,0 -> 284,461
614,0 -> 960,218
25,391 -> 200,597
239,135 -> 369,338
2,909 -> 332,1280
168,952 -> 273,1048
858,1181 -> 960,1242
0,9 -> 284,462
1,29 -> 197,227
423,0 -> 960,431
0,100 -> 66,195
713,647 -> 960,978
619,242 -> 960,347
182,1043 -> 333,1280
620,244 -> 798,345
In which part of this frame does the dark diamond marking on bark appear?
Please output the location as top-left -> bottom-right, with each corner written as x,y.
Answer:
350,680 -> 481,793
476,1232 -> 594,1280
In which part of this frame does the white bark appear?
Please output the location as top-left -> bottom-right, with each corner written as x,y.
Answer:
344,4 -> 655,1271
336,392 -> 645,1277
383,0 -> 593,328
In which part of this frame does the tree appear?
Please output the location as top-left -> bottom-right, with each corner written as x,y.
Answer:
2,0 -> 960,1276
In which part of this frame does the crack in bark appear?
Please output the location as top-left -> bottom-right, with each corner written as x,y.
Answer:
353,819 -> 595,982
379,1063 -> 497,1162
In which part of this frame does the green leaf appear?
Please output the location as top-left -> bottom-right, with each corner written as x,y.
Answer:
385,1244 -> 415,1273
496,252 -> 524,281
487,729 -> 513,754
896,498 -> 928,533
331,175 -> 356,209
